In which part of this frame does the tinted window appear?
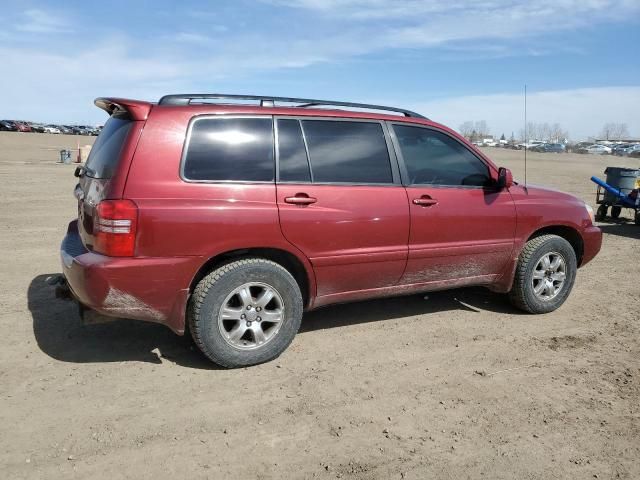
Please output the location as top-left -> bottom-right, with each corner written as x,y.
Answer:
85,116 -> 132,179
393,126 -> 490,186
184,117 -> 274,181
277,119 -> 311,182
301,120 -> 392,184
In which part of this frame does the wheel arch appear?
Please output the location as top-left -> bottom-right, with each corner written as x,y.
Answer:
189,247 -> 315,309
527,225 -> 584,266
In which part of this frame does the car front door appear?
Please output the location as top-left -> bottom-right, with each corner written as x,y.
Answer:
275,118 -> 410,300
389,123 -> 516,286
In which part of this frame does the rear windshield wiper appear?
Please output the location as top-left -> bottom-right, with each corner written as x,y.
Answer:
74,165 -> 96,178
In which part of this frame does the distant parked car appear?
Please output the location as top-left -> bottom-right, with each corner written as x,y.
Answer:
76,125 -> 96,135
28,123 -> 45,133
536,143 -> 566,153
43,125 -> 61,134
15,122 -> 32,132
583,144 -> 611,155
518,141 -> 545,150
567,142 -> 591,153
630,150 -> 640,158
613,144 -> 640,156
0,120 -> 18,131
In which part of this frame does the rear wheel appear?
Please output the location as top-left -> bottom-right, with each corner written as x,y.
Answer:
509,235 -> 577,314
635,211 -> 640,226
189,258 -> 303,368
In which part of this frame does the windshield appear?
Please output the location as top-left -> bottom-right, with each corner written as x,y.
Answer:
84,116 -> 132,179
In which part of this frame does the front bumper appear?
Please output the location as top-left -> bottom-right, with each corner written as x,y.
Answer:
581,225 -> 602,267
60,220 -> 199,334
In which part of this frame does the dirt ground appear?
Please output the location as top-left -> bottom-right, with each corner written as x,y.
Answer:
1,131 -> 638,480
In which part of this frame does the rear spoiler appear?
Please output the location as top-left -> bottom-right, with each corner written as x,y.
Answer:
94,98 -> 152,121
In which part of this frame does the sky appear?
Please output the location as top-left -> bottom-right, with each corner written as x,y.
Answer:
1,0 -> 639,140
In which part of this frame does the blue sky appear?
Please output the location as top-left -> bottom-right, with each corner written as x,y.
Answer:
1,0 -> 639,139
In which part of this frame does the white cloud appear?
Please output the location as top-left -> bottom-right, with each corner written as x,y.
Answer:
173,32 -> 213,44
268,0 -> 640,49
16,9 -> 71,34
407,86 -> 640,140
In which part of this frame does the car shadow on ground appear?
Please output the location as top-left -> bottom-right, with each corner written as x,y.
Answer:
598,221 -> 640,240
300,287 -> 520,333
29,274 -> 520,368
28,274 -> 218,370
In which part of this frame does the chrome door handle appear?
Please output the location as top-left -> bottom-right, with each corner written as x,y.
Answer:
284,195 -> 317,205
413,197 -> 437,206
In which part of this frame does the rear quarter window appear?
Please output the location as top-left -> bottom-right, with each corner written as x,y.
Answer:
183,117 -> 274,182
84,117 -> 132,179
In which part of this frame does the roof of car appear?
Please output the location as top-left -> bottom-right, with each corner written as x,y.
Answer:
94,94 -> 432,125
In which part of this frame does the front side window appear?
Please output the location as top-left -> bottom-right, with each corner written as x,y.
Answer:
183,117 -> 274,182
393,125 -> 491,187
301,120 -> 392,184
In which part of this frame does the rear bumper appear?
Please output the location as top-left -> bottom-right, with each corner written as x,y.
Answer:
60,220 -> 199,334
581,225 -> 602,267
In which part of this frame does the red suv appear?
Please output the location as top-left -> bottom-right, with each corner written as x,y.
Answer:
59,94 -> 602,367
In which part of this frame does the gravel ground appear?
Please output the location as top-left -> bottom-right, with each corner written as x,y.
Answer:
1,132 -> 638,479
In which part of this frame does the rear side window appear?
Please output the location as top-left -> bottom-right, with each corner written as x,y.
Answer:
183,117 -> 274,182
301,120 -> 392,184
393,125 -> 491,187
277,119 -> 311,182
85,116 -> 132,179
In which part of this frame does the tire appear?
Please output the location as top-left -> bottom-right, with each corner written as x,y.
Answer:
610,206 -> 622,219
635,211 -> 640,226
188,258 -> 303,368
508,235 -> 577,314
595,204 -> 607,221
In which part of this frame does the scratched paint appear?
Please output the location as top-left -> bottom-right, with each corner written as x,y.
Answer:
102,287 -> 165,321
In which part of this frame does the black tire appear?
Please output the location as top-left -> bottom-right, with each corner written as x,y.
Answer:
189,258 -> 303,368
610,206 -> 622,219
595,204 -> 607,221
635,211 -> 640,226
508,234 -> 577,314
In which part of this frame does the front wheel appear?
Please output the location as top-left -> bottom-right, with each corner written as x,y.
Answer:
509,235 -> 577,314
188,259 -> 303,368
595,204 -> 607,221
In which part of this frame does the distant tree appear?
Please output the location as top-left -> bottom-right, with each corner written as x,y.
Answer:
500,133 -> 505,141
459,121 -> 474,139
520,122 -> 569,142
459,120 -> 490,140
600,122 -> 629,140
474,120 -> 490,137
549,123 -> 569,143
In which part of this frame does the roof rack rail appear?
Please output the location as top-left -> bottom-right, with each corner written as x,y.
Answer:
157,93 -> 427,119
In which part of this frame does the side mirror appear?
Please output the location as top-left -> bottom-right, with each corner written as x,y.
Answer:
497,167 -> 513,189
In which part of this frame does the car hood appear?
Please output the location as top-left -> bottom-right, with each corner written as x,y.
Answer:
515,183 -> 586,206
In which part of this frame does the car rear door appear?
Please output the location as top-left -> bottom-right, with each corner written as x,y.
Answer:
275,117 -> 410,299
389,123 -> 516,285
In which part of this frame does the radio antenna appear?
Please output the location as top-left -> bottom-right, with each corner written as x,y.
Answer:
524,84 -> 528,190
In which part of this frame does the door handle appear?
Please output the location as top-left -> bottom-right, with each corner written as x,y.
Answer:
413,196 -> 438,207
284,194 -> 317,205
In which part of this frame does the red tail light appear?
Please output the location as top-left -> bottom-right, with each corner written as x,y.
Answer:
93,199 -> 138,256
